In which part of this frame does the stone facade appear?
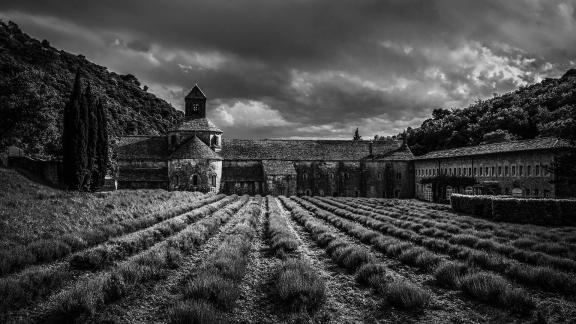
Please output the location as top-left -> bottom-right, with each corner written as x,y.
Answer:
116,86 -> 573,199
414,138 -> 573,201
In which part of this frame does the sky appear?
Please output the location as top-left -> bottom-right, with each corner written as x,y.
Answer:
1,0 -> 575,139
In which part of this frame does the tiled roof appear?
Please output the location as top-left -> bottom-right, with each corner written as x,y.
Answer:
262,160 -> 297,175
185,85 -> 206,98
221,139 -> 399,161
370,143 -> 414,161
414,137 -> 572,160
222,163 -> 264,181
171,136 -> 222,160
171,118 -> 222,133
117,136 -> 169,160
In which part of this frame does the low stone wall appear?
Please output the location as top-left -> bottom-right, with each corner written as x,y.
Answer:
451,194 -> 576,226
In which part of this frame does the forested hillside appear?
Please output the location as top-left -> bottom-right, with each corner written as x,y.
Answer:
0,21 -> 183,158
407,69 -> 576,156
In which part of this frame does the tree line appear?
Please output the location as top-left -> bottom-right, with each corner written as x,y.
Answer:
62,70 -> 108,191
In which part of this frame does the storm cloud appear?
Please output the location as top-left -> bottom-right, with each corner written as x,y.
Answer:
1,0 -> 575,139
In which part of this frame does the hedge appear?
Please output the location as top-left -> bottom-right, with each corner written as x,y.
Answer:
450,194 -> 576,226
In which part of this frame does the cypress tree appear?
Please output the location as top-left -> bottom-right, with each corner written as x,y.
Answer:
62,70 -> 83,190
85,84 -> 99,190
93,99 -> 108,190
77,83 -> 90,191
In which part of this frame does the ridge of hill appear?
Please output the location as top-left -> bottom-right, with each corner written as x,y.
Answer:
0,21 -> 184,158
406,68 -> 576,155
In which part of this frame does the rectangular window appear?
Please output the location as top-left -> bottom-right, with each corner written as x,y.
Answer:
527,165 -> 531,176
485,167 -> 489,176
536,165 -> 540,176
498,166 -> 502,176
458,168 -> 462,176
491,166 -> 495,177
505,166 -> 509,176
463,168 -> 466,176
479,167 -> 483,176
519,165 -> 524,176
474,167 -> 477,176
468,167 -> 472,175
512,166 -> 516,176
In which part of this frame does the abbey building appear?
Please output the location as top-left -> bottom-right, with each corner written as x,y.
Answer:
116,86 -> 574,199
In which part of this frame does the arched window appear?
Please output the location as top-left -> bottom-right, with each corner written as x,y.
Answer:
303,173 -> 309,180
304,189 -> 312,196
465,186 -> 473,195
329,173 -> 334,180
319,190 -> 325,197
512,187 -> 523,197
192,174 -> 199,186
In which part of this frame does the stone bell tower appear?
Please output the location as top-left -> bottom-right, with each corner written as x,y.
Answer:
184,84 -> 206,120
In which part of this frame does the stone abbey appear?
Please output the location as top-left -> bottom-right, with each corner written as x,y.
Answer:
116,86 -> 574,200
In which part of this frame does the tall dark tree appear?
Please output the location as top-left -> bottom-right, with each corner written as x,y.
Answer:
353,128 -> 362,141
85,84 -> 99,190
62,71 -> 108,191
93,100 -> 108,190
62,70 -> 84,190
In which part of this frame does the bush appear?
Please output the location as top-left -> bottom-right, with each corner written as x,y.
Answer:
433,262 -> 467,288
385,281 -> 431,310
451,194 -> 576,226
274,258 -> 325,312
355,263 -> 389,288
169,300 -> 224,324
460,272 -> 534,313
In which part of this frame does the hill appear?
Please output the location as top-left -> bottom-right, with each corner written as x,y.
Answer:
406,69 -> 576,156
0,21 -> 184,159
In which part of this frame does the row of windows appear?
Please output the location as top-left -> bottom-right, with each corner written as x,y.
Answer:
417,164 -> 550,178
300,172 -> 401,181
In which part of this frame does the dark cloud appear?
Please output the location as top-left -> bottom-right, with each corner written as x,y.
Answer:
0,0 -> 575,139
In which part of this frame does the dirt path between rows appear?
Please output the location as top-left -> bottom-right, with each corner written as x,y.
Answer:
226,200 -> 283,323
277,198 -> 385,323
84,199 -> 253,324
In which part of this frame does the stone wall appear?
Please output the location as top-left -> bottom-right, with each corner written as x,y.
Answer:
168,158 -> 222,193
414,150 -> 557,201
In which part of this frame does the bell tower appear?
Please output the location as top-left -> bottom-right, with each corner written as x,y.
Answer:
184,84 -> 207,120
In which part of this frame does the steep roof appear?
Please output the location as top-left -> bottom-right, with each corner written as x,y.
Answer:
262,160 -> 297,175
117,136 -> 169,160
221,139 -> 399,161
185,85 -> 206,98
222,163 -> 264,181
371,143 -> 414,161
171,117 -> 223,133
414,137 -> 572,160
171,136 -> 222,160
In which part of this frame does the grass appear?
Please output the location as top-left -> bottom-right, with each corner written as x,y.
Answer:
169,300 -> 224,324
433,261 -> 468,288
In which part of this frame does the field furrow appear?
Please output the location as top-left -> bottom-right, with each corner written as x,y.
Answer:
82,197 -> 256,324
0,194 -> 236,318
277,197 -> 385,323
5,196 -> 249,324
287,197 -> 516,323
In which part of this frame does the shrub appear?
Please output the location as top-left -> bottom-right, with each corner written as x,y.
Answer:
274,258 -> 326,312
333,246 -> 374,271
169,300 -> 224,324
433,262 -> 467,288
451,194 -> 576,226
355,263 -> 389,288
184,273 -> 239,310
385,281 -> 431,310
